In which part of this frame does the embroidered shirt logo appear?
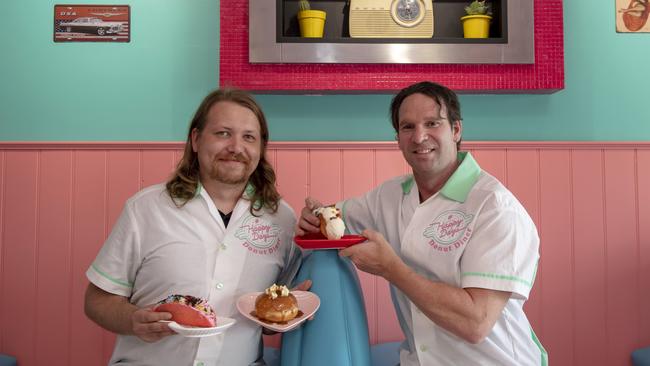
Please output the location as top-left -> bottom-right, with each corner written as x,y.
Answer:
235,216 -> 281,255
423,210 -> 474,253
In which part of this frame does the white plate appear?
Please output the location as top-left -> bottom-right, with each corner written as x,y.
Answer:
164,317 -> 236,338
236,290 -> 320,333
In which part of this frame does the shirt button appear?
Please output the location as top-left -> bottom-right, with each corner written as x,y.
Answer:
216,282 -> 224,290
419,344 -> 428,352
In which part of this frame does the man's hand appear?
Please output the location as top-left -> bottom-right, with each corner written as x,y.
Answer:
291,279 -> 312,292
84,283 -> 175,342
131,306 -> 175,342
339,229 -> 402,278
296,197 -> 324,236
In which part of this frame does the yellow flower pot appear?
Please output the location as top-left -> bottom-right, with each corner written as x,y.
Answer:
461,14 -> 492,38
298,10 -> 326,38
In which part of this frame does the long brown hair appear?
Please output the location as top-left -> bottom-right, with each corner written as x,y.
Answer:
166,88 -> 281,215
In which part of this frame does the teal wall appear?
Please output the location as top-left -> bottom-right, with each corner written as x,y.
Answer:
1,1 -> 649,141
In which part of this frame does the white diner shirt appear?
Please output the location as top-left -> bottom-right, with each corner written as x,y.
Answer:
87,183 -> 301,366
339,152 -> 547,366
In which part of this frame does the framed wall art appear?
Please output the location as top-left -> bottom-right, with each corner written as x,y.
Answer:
54,4 -> 130,42
616,0 -> 650,32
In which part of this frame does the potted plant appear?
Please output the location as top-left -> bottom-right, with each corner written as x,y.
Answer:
297,0 -> 326,38
460,0 -> 492,38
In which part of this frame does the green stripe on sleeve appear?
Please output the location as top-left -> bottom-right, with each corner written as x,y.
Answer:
91,264 -> 133,288
461,271 -> 533,288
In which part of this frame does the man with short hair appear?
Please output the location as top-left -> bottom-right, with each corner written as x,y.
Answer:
298,81 -> 547,365
85,88 -> 305,365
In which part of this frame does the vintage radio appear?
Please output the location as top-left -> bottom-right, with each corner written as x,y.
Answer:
349,0 -> 434,38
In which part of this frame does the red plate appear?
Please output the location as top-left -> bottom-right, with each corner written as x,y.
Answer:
294,233 -> 366,250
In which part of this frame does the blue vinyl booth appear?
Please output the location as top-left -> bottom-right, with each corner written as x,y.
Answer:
633,346 -> 650,366
0,354 -> 17,366
264,250 -> 400,366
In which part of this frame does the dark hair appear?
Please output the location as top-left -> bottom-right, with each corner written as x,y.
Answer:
166,88 -> 281,215
390,81 -> 462,150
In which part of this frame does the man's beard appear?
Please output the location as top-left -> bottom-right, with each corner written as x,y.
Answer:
208,153 -> 252,184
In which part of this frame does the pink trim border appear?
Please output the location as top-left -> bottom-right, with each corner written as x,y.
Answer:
1,141 -> 650,150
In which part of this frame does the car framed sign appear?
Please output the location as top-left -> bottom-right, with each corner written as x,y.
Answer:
54,5 -> 130,42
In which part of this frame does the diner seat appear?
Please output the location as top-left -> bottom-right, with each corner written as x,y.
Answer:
266,341 -> 401,366
633,346 -> 650,366
280,250 -> 371,366
0,354 -> 17,366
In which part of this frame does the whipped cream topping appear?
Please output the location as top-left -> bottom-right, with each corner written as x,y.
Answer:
265,283 -> 290,299
314,206 -> 346,240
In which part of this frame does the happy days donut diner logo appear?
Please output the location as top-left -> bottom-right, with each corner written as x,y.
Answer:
235,216 -> 281,254
423,210 -> 474,253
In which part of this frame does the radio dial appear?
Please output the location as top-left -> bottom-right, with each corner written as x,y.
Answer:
391,0 -> 425,27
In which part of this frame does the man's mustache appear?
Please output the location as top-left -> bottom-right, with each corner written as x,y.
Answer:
219,153 -> 250,164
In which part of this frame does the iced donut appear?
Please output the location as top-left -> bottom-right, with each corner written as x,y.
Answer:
153,294 -> 216,327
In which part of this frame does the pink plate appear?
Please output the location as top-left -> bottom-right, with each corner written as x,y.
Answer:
294,233 -> 366,250
236,290 -> 320,333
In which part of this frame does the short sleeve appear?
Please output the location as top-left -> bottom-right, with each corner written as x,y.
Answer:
86,202 -> 141,297
460,201 -> 539,300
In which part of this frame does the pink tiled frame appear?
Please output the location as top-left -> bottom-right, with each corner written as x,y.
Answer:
219,0 -> 564,93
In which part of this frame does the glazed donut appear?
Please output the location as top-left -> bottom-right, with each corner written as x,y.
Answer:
313,206 -> 345,240
153,294 -> 216,327
255,284 -> 299,323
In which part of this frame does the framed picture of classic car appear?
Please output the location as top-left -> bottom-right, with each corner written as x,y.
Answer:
54,5 -> 130,42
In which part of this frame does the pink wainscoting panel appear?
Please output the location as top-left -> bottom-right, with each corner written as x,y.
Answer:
35,151 -> 73,366
538,150 -> 574,365
107,151 -> 141,229
141,150 -> 179,189
274,149 -> 309,214
341,150 -> 374,199
70,151 -> 107,366
604,151 -> 640,366
309,150 -> 342,205
504,150 -> 542,332
571,150 -> 608,366
1,142 -> 650,366
639,150 -> 650,346
2,151 -> 38,366
472,150 -> 507,184
374,150 -> 410,182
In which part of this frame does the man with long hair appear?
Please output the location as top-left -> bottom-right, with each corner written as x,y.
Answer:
85,88 -> 305,365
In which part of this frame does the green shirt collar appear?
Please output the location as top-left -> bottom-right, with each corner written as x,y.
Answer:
244,183 -> 255,199
401,151 -> 481,203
